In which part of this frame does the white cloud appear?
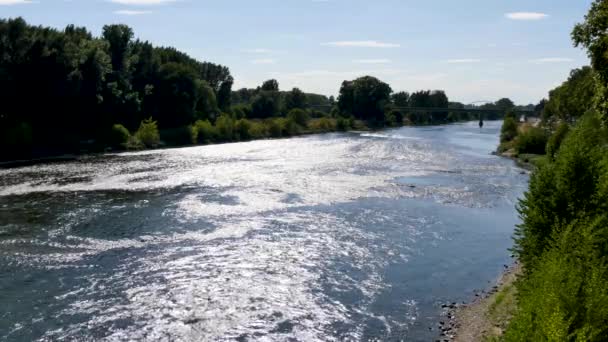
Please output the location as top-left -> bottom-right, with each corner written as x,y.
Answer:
252,59 -> 276,65
114,9 -> 152,15
0,0 -> 34,5
322,40 -> 400,48
445,59 -> 482,64
108,0 -> 175,5
505,12 -> 549,20
353,59 -> 391,64
530,57 -> 574,64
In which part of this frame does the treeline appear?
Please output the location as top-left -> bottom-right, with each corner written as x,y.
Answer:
0,17 -> 232,161
0,17 -> 526,162
501,1 -> 608,340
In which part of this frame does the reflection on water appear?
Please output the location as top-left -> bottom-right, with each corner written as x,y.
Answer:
0,121 -> 527,341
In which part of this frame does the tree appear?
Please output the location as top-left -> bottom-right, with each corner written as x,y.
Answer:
251,91 -> 280,118
284,87 -> 307,111
495,98 -> 516,112
261,79 -> 279,92
572,0 -> 608,123
392,91 -> 410,107
338,76 -> 392,122
217,77 -> 233,111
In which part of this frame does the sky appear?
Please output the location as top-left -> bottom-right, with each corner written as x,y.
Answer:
0,0 -> 594,104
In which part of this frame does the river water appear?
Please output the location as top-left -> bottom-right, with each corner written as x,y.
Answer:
0,121 -> 527,341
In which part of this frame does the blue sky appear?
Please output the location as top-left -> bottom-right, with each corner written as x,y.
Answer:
0,0 -> 593,104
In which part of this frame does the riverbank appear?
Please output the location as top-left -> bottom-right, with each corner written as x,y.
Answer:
443,262 -> 521,341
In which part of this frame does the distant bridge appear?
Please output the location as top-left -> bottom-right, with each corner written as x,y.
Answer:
310,105 -> 534,115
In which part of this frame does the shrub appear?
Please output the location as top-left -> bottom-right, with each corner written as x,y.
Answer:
308,118 -> 336,132
336,116 -> 351,131
135,118 -> 160,148
215,114 -> 234,141
546,122 -> 570,160
234,119 -> 252,141
514,127 -> 549,154
193,120 -> 217,144
109,124 -> 130,148
501,117 -> 518,143
248,121 -> 267,139
287,108 -> 310,128
160,126 -> 194,146
266,118 -> 285,138
385,109 -> 403,126
283,117 -> 300,136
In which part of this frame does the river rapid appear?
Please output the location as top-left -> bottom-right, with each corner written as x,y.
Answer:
0,121 -> 527,341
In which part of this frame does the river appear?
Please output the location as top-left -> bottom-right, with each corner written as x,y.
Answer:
0,121 -> 527,341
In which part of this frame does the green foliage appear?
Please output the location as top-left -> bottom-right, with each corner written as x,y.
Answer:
506,218 -> 608,341
501,117 -> 519,143
134,118 -> 160,148
192,119 -> 217,144
160,126 -> 194,146
251,91 -> 280,118
247,121 -> 267,139
234,119 -> 252,141
514,113 -> 606,267
0,18 -> 232,160
308,118 -> 336,132
572,0 -> 608,123
109,124 -> 130,148
265,118 -> 285,138
508,110 -> 608,341
385,109 -> 403,126
546,122 -> 571,160
284,87 -> 307,111
514,127 -> 549,155
215,114 -> 234,141
287,108 -> 310,128
391,91 -> 410,107
338,76 -> 392,122
543,67 -> 597,123
336,116 -> 352,131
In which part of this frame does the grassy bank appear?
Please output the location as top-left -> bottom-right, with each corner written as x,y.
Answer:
450,264 -> 521,342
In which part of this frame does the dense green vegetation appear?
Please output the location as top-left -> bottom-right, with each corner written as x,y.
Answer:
0,18 -> 526,162
502,1 -> 608,340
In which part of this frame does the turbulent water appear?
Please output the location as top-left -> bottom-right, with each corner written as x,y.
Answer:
0,121 -> 527,341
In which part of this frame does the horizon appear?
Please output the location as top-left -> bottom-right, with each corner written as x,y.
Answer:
0,0 -> 592,104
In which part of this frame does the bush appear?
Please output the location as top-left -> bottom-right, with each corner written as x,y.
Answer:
336,116 -> 351,131
514,127 -> 549,154
282,117 -> 300,136
248,121 -> 267,139
160,126 -> 194,146
546,122 -> 570,160
385,109 -> 403,126
266,118 -> 285,138
501,117 -> 518,143
193,120 -> 217,144
234,119 -> 252,141
308,118 -> 336,132
135,118 -> 160,148
287,108 -> 310,128
508,112 -> 608,342
109,124 -> 130,148
215,114 -> 234,141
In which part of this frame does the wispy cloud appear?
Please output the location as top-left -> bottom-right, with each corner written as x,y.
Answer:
252,59 -> 276,65
108,0 -> 175,5
505,12 -> 549,20
0,0 -> 34,5
353,59 -> 391,64
530,57 -> 573,64
445,59 -> 482,64
114,9 -> 152,15
322,40 -> 400,48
